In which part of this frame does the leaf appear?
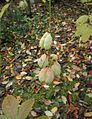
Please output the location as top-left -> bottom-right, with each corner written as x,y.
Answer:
38,54 -> 49,68
51,107 -> 58,114
66,75 -> 73,81
39,35 -> 45,49
42,0 -> 46,3
30,0 -> 35,4
0,3 -> 10,19
39,67 -> 54,84
0,115 -> 7,119
37,116 -> 49,119
73,82 -> 80,90
15,75 -> 22,80
20,71 -> 27,76
80,32 -> 90,42
80,0 -> 92,3
51,61 -> 61,77
6,0 -> 10,2
18,99 -> 34,119
76,15 -> 89,26
75,23 -> 88,37
89,15 -> 92,25
19,0 -> 28,10
84,112 -> 92,117
25,76 -> 33,80
45,110 -> 53,117
31,111 -> 37,117
39,32 -> 52,50
86,93 -> 92,98
2,95 -> 19,119
61,96 -> 67,104
75,23 -> 92,42
53,80 -> 61,85
50,54 -> 58,61
80,24 -> 92,42
44,33 -> 52,50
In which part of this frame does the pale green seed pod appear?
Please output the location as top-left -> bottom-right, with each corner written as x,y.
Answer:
44,33 -> 52,50
39,67 -> 54,84
38,54 -> 49,68
51,61 -> 61,77
39,32 -> 52,50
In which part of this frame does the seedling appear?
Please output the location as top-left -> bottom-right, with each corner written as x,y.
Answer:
38,32 -> 61,84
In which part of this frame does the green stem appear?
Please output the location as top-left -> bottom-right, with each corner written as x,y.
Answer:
48,0 -> 52,32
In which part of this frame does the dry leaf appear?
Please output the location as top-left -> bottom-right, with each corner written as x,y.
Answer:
31,111 -> 38,117
15,75 -> 22,80
51,107 -> 58,114
84,112 -> 92,117
42,84 -> 49,89
18,99 -> 34,119
62,96 -> 67,104
20,71 -> 27,76
53,80 -> 61,85
25,76 -> 32,80
66,75 -> 73,82
44,100 -> 52,105
2,95 -> 19,119
73,82 -> 80,91
45,111 -> 53,117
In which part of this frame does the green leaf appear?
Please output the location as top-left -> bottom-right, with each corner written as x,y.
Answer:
42,0 -> 46,3
38,54 -> 49,68
80,32 -> 90,42
89,15 -> 92,25
44,33 -> 52,50
51,61 -> 61,77
80,24 -> 92,42
80,0 -> 92,3
86,93 -> 92,98
18,99 -> 34,119
76,15 -> 89,26
50,54 -> 58,61
39,34 -> 45,49
2,95 -> 19,119
0,3 -> 10,19
18,0 -> 28,10
0,115 -> 7,119
5,0 -> 10,2
37,116 -> 49,119
75,23 -> 92,42
39,32 -> 52,50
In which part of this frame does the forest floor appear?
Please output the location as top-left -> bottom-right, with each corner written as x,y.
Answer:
0,1 -> 92,119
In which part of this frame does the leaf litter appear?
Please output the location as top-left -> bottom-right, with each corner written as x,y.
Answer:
0,1 -> 92,119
